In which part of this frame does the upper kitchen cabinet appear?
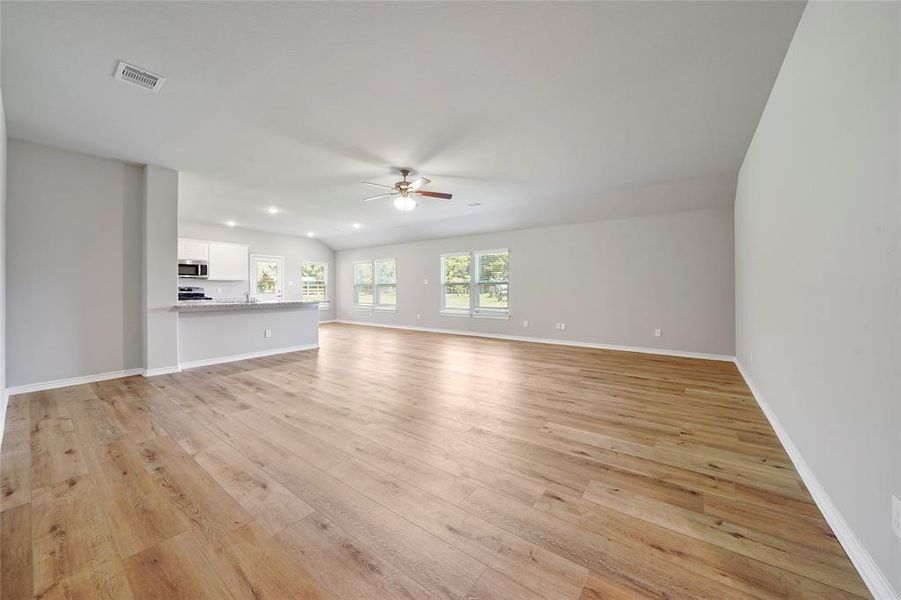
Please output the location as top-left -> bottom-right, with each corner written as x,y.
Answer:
208,242 -> 249,281
178,239 -> 209,262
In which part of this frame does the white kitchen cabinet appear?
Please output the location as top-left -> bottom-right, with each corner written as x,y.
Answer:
207,242 -> 249,281
178,239 -> 209,262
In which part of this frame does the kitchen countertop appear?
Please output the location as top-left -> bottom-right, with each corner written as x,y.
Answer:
176,300 -> 320,313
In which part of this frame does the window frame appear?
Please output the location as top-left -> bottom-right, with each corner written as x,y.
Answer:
249,254 -> 285,302
353,260 -> 374,308
473,249 -> 510,317
353,258 -> 397,311
373,258 -> 397,311
440,252 -> 473,316
440,249 -> 510,319
301,260 -> 329,309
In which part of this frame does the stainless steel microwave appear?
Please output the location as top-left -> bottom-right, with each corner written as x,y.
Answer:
178,260 -> 208,279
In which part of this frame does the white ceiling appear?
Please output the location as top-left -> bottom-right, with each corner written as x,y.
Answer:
2,1 -> 803,250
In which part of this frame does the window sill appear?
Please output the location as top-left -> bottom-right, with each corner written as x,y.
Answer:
440,310 -> 471,318
353,305 -> 373,311
473,312 -> 510,320
374,306 -> 397,313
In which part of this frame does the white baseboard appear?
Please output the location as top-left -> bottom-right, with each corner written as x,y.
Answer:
333,320 -> 734,362
3,344 -> 321,397
0,388 -> 8,449
6,368 -> 145,397
734,360 -> 898,600
178,343 -> 319,371
319,319 -> 337,324
143,365 -> 181,377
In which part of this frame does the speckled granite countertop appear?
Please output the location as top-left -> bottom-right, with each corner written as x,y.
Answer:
176,300 -> 320,313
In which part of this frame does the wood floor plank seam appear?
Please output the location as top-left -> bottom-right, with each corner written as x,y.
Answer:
0,323 -> 870,599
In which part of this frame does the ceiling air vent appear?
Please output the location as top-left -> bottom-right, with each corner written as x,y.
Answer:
114,61 -> 165,93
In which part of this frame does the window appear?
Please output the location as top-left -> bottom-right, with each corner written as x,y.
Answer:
475,251 -> 509,314
354,261 -> 374,306
441,250 -> 509,317
441,253 -> 471,312
375,259 -> 397,309
257,263 -> 278,294
301,261 -> 328,306
250,255 -> 284,302
354,259 -> 397,309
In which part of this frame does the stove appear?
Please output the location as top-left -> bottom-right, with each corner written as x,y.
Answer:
178,286 -> 212,301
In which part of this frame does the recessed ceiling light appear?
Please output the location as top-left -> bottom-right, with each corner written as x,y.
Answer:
307,231 -> 315,237
226,220 -> 236,227
267,206 -> 279,215
352,223 -> 362,229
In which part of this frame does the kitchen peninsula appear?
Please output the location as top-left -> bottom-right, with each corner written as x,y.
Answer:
177,300 -> 320,369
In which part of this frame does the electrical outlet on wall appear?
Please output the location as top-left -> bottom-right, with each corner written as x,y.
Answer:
264,329 -> 272,338
523,320 -> 529,328
654,328 -> 662,337
423,278 -> 429,285
560,322 -> 566,331
892,495 -> 901,539
416,313 -> 421,320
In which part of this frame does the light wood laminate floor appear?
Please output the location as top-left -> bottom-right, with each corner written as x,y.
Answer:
1,323 -> 868,599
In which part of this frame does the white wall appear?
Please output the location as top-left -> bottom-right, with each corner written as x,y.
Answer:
0,92 -> 7,432
7,139 -> 144,387
0,1 -> 8,436
179,305 -> 319,366
178,221 -> 336,321
735,2 -> 900,594
144,165 -> 179,373
336,207 -> 735,357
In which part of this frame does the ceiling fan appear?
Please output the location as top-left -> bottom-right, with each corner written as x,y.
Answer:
362,169 -> 453,211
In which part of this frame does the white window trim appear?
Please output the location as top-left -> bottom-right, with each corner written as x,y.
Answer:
474,248 -> 510,315
353,260 -> 374,308
249,254 -> 285,301
354,258 -> 398,310
374,258 -> 398,310
440,249 -> 509,317
440,252 -> 472,315
301,261 -> 329,307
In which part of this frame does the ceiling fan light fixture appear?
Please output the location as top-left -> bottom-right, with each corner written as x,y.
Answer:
393,195 -> 417,211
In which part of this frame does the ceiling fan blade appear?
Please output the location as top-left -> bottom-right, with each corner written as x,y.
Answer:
362,181 -> 395,190
409,177 -> 431,190
362,192 -> 398,202
416,191 -> 452,200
